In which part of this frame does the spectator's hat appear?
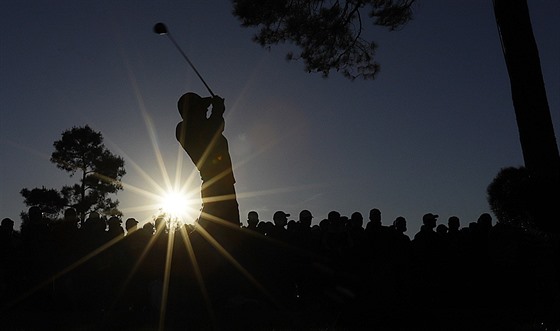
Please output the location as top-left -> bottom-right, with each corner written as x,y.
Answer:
422,213 -> 439,224
299,210 -> 313,219
273,211 -> 290,220
126,217 -> 138,227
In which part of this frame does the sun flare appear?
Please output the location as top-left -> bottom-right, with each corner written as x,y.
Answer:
158,190 -> 198,224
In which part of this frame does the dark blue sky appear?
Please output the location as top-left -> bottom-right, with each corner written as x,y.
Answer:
1,0 -> 559,234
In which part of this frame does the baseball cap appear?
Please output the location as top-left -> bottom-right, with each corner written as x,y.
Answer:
273,211 -> 290,219
422,213 -> 439,223
299,210 -> 313,219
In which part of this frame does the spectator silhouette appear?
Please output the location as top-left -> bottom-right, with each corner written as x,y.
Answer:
347,211 -> 367,256
141,221 -> 155,236
19,207 -> 53,308
295,209 -> 317,250
287,219 -> 298,234
344,212 -> 368,294
100,216 -> 126,311
349,211 -> 364,230
0,218 -> 19,307
448,216 -> 460,234
243,211 -> 260,232
120,217 -> 144,314
469,213 -> 493,291
365,208 -> 382,233
321,211 -> 352,259
365,208 -> 391,261
259,211 -> 296,307
365,208 -> 391,240
298,209 -> 313,230
411,213 -> 446,308
79,211 -> 107,288
50,208 -> 80,307
413,213 -> 439,247
436,223 -> 448,236
125,217 -> 139,234
390,215 -> 412,255
21,206 -> 49,244
131,221 -> 156,311
136,218 -> 167,317
81,211 -> 106,248
2,201 -> 559,330
389,216 -> 412,271
268,211 -> 290,241
0,217 -> 15,248
476,212 -> 493,254
106,216 -> 124,240
64,207 -> 79,223
21,206 -> 50,253
154,216 -> 166,235
391,216 -> 411,244
445,215 -> 463,254
257,220 -> 272,236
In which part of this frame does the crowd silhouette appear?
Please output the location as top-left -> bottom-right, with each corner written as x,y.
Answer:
1,206 -> 559,331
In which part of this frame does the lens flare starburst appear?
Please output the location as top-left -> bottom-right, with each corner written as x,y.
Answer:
158,189 -> 197,224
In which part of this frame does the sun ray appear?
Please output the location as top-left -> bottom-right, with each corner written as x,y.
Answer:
145,113 -> 174,194
121,45 -> 174,195
194,224 -> 279,307
177,226 -> 218,329
108,137 -> 203,225
174,144 -> 185,191
158,228 -> 175,331
103,226 -> 162,314
18,59 -> 319,328
119,203 -> 163,215
177,149 -> 203,197
108,142 -> 170,198
106,46 -> 321,327
6,230 -> 128,308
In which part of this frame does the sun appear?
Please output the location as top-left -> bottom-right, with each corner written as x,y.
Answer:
158,189 -> 199,224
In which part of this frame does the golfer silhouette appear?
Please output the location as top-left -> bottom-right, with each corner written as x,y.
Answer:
176,92 -> 240,230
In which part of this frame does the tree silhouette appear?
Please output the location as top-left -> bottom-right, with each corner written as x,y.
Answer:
20,186 -> 67,218
487,166 -> 535,229
21,125 -> 126,221
233,0 -> 559,232
493,0 -> 560,233
232,0 -> 415,80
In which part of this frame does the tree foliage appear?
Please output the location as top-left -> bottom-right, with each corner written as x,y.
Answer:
232,0 -> 415,79
487,167 -> 535,229
486,166 -> 558,233
20,187 -> 67,217
21,125 -> 126,220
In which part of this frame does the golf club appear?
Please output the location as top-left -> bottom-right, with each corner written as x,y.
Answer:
153,22 -> 215,97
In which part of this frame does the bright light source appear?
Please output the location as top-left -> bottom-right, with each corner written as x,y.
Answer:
159,190 -> 194,223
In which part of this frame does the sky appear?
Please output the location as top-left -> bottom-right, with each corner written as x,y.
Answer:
1,0 -> 559,235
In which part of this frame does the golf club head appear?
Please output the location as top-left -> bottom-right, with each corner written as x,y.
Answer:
153,21 -> 215,97
154,22 -> 168,35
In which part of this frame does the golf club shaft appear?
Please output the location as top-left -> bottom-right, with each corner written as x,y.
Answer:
165,32 -> 215,97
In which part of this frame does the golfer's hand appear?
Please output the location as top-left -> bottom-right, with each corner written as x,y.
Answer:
212,96 -> 225,115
